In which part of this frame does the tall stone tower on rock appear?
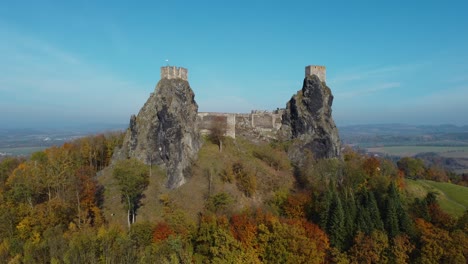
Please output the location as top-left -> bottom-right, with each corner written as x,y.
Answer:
114,66 -> 201,189
280,65 -> 341,164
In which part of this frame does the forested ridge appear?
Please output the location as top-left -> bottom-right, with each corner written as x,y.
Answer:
0,133 -> 467,263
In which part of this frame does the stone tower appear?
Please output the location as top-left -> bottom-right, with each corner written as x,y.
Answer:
160,66 -> 188,80
305,65 -> 326,83
280,64 -> 340,163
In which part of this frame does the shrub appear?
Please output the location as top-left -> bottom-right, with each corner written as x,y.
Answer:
233,162 -> 256,197
253,144 -> 290,171
206,193 -> 234,213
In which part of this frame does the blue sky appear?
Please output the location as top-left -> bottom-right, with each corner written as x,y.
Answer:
1,0 -> 468,128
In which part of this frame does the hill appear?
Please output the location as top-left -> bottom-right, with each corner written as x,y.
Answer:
99,136 -> 295,226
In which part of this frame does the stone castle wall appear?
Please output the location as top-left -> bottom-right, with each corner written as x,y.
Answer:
305,65 -> 326,82
197,112 -> 236,138
197,110 -> 284,139
161,66 -> 188,80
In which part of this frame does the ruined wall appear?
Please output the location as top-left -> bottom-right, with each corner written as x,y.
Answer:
250,110 -> 283,130
197,113 -> 236,138
197,110 -> 284,139
305,65 -> 326,82
161,66 -> 188,80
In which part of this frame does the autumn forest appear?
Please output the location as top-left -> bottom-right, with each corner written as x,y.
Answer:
0,132 -> 467,263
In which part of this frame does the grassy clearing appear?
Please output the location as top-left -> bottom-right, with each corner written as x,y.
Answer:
405,179 -> 467,218
421,180 -> 468,208
367,146 -> 468,157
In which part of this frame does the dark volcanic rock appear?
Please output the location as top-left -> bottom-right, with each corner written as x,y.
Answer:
114,78 -> 201,189
280,74 -> 341,164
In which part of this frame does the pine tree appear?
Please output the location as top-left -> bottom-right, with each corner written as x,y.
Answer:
327,190 -> 346,250
341,188 -> 356,249
355,201 -> 372,234
318,190 -> 332,231
355,190 -> 383,234
386,182 -> 413,236
368,191 -> 384,231
384,196 -> 400,238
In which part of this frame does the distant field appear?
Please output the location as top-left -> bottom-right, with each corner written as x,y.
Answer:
0,147 -> 47,156
367,146 -> 468,157
405,179 -> 467,217
441,151 -> 468,158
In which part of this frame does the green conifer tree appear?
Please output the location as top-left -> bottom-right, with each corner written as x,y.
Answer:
355,190 -> 384,234
368,191 -> 384,231
341,188 -> 356,249
327,190 -> 346,250
318,189 -> 332,231
386,182 -> 413,236
384,197 -> 400,238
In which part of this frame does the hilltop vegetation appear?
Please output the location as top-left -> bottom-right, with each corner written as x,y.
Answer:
0,133 -> 467,263
98,136 -> 295,228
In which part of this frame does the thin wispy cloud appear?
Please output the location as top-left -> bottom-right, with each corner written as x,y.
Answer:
413,85 -> 468,107
0,25 -> 80,66
329,62 -> 427,85
0,26 -> 148,125
328,62 -> 430,103
336,82 -> 401,98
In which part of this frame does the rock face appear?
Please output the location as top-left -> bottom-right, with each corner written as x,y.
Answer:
115,72 -> 201,189
280,74 -> 341,163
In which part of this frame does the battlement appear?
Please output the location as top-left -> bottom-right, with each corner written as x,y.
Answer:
305,65 -> 326,82
161,66 -> 188,81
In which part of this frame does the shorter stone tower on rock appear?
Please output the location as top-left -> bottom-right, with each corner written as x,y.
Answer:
161,66 -> 188,80
280,64 -> 340,163
114,65 -> 200,189
305,65 -> 326,83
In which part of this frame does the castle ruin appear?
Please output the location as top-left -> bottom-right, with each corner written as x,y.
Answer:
197,110 -> 284,139
118,63 -> 339,190
160,65 -> 327,139
161,66 -> 188,81
305,65 -> 326,82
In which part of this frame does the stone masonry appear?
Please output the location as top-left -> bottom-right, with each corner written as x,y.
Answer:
197,112 -> 237,138
197,110 -> 284,139
305,65 -> 326,82
161,66 -> 188,81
